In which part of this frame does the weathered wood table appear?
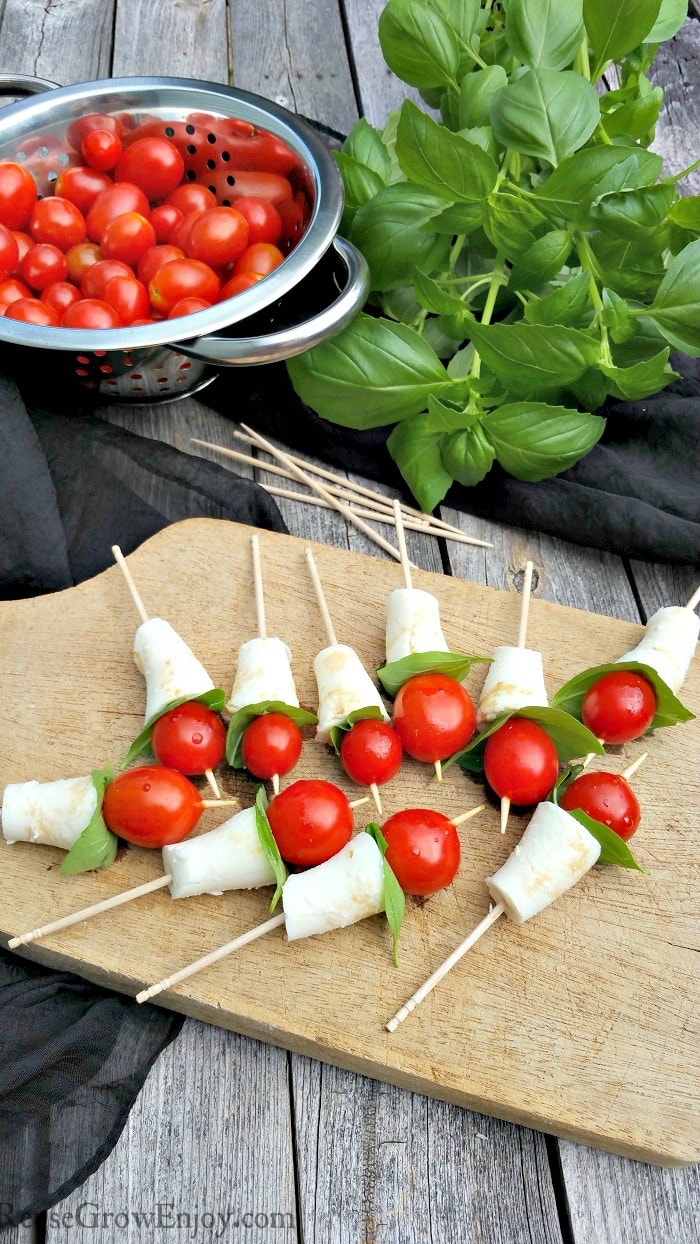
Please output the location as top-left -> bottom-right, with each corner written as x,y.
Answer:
1,2 -> 699,1241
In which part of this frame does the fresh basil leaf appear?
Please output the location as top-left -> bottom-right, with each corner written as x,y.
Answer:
491,68 -> 600,166
668,197 -> 700,235
600,348 -> 677,400
457,125 -> 498,159
587,184 -> 675,240
466,320 -> 601,393
524,272 -> 590,326
568,368 -> 611,411
396,99 -> 498,202
60,768 -> 118,877
601,288 -> 634,342
433,0 -> 481,56
334,152 -> 386,231
644,239 -> 700,355
414,269 -> 465,315
483,193 -> 545,260
566,808 -> 645,871
422,318 -> 462,360
377,651 -> 491,698
425,200 -> 486,234
551,660 -> 695,730
610,314 -> 666,365
328,706 -> 386,754
350,183 -> 451,291
447,343 -> 476,378
602,88 -> 663,142
288,315 -> 459,429
227,702 -> 317,769
441,423 -> 496,486
510,230 -> 572,289
378,0 -> 462,89
342,118 -> 392,183
583,0 -> 662,77
591,234 -> 666,300
549,762 -> 586,805
450,705 -> 604,775
254,785 -> 287,911
387,401 -> 468,511
381,286 -> 423,324
458,64 -> 507,128
364,823 -> 405,966
485,402 -> 605,481
504,0 -> 585,70
122,688 -> 226,768
534,147 -> 663,219
647,0 -> 687,42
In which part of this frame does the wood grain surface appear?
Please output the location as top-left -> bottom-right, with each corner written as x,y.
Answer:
1,519 -> 697,1166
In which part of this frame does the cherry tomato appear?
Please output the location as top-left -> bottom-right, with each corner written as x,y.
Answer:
0,224 -> 19,279
165,183 -> 217,215
114,137 -> 185,200
233,196 -> 282,246
136,244 -> 185,289
40,280 -> 82,316
241,713 -> 303,781
234,241 -> 284,277
103,275 -> 150,324
170,210 -> 205,254
100,211 -> 156,266
149,203 -> 183,243
6,297 -> 60,326
340,720 -> 403,787
483,718 -> 559,806
382,808 -> 460,896
21,243 -> 67,291
62,297 -> 122,328
149,258 -> 220,316
276,197 -> 305,252
55,165 -> 112,215
393,674 -> 476,763
66,112 -> 123,152
186,207 -> 249,267
151,702 -> 226,776
82,128 -> 122,171
0,161 -> 38,230
86,183 -> 150,242
167,296 -> 212,317
11,231 -> 33,277
581,671 -> 657,745
266,779 -> 353,867
0,277 -> 31,315
30,197 -> 86,251
102,765 -> 203,847
219,272 -> 262,300
66,240 -> 103,285
560,771 -> 641,840
223,170 -> 293,205
81,258 -> 134,299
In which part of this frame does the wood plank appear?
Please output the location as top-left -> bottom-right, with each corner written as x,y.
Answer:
650,19 -> 700,194
45,1020 -> 298,1244
112,0 -> 229,81
558,1144 -> 700,1244
342,0 -> 426,127
0,0 -> 113,84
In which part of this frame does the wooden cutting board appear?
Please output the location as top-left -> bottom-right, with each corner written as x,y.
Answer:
1,519 -> 697,1166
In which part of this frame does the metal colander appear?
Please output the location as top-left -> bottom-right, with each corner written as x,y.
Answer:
0,75 -> 369,402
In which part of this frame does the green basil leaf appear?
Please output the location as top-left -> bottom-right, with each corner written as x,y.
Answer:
457,125 -> 498,159
600,348 -> 677,400
568,368 -> 611,411
378,0 -> 462,89
483,193 -> 545,260
447,343 -> 476,378
609,314 -> 666,365
414,269 -> 465,315
396,99 -> 498,201
122,688 -> 226,768
644,239 -> 700,355
602,90 -> 663,143
328,706 -> 387,754
342,118 -> 392,183
491,68 -> 600,166
458,64 -> 507,128
227,702 -> 318,769
587,183 -> 675,240
647,0 -> 687,42
350,183 -> 451,291
524,272 -> 591,326
466,320 -> 601,393
590,234 -> 666,300
601,288 -> 634,342
433,0 -> 481,52
60,768 -> 118,877
388,401 -> 469,511
509,229 -> 572,289
441,424 -> 496,486
334,152 -> 386,230
254,785 -> 287,911
551,660 -> 695,730
583,0 -> 662,76
449,705 -> 604,775
288,314 -> 458,429
381,285 -> 423,324
485,401 -> 605,481
377,650 -> 491,698
668,197 -> 700,235
425,200 -> 486,234
566,808 -> 645,871
504,0 -> 585,70
549,762 -> 586,805
364,823 -> 405,966
534,147 -> 663,219
422,318 -> 462,360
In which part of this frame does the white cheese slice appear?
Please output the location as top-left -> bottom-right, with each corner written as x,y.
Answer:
227,636 -> 299,715
476,645 -> 548,728
162,806 -> 275,899
283,832 -> 385,941
616,606 -> 699,696
134,617 -> 215,725
385,587 -> 450,664
313,643 -> 390,744
486,801 -> 601,924
2,775 -> 97,851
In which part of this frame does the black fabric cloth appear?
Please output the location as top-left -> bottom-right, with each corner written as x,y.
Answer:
204,354 -> 700,565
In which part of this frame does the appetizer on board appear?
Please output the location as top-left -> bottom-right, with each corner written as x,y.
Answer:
2,769 -> 116,876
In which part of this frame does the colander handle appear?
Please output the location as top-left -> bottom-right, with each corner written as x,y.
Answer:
172,235 -> 370,367
0,74 -> 59,97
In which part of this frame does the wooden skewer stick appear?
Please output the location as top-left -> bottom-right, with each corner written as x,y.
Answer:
349,796 -> 370,809
386,902 -> 506,1033
620,752 -> 648,782
685,583 -> 700,611
256,485 -> 487,546
434,758 -> 443,784
251,533 -> 282,796
451,804 -> 486,826
393,499 -> 413,592
8,874 -> 173,948
136,912 -> 286,1004
369,784 -> 382,815
272,774 -> 280,796
500,561 -> 536,835
305,548 -> 337,647
201,799 -> 238,808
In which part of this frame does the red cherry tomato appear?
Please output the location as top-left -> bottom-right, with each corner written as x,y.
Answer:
66,112 -> 123,152
560,771 -> 641,840
149,203 -> 183,244
165,183 -> 217,215
40,281 -> 82,316
581,671 -> 657,745
0,161 -> 38,230
29,197 -> 86,251
151,702 -> 226,776
266,779 -> 353,867
21,242 -> 67,291
0,277 -> 31,315
66,240 -> 103,285
393,674 -> 476,763
382,808 -> 460,896
54,166 -> 113,215
167,296 -> 212,318
233,197 -> 282,246
100,211 -> 156,266
62,297 -> 122,329
169,210 -> 205,254
186,207 -> 249,267
149,258 -> 220,316
136,244 -> 185,289
102,765 -> 203,847
114,137 -> 185,200
241,713 -> 303,781
234,241 -> 284,277
218,272 -> 262,300
81,258 -> 134,299
82,128 -> 123,171
103,275 -> 150,324
223,170 -> 293,205
483,718 -> 559,806
5,297 -> 60,326
86,183 -> 150,242
339,719 -> 403,787
0,224 -> 19,279
11,230 -> 33,277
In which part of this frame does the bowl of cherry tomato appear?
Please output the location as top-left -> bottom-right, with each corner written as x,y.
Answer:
0,73 -> 369,401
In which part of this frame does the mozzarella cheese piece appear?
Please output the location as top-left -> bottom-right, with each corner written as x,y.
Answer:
134,617 -> 215,725
486,801 -> 601,924
385,587 -> 450,664
476,645 -> 548,728
2,775 -> 97,851
227,636 -> 299,715
616,606 -> 699,695
313,643 -> 390,743
283,832 -> 385,941
162,807 -> 275,899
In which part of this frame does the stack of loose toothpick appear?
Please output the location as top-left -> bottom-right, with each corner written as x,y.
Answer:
191,423 -> 492,558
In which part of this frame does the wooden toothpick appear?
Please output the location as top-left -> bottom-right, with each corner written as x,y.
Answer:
305,548 -> 337,646
251,533 -> 267,640
393,499 -> 413,592
136,912 -> 286,1004
349,796 -> 371,810
386,902 -> 506,1033
685,583 -> 700,611
200,799 -> 238,808
369,783 -> 383,815
620,752 -> 648,782
8,874 -> 173,948
500,561 -> 536,834
451,804 -> 486,826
